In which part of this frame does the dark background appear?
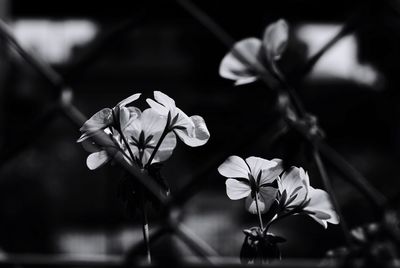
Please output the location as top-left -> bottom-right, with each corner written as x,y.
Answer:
0,0 -> 400,260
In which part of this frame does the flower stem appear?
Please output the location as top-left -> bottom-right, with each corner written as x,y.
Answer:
140,192 -> 152,264
255,193 -> 264,231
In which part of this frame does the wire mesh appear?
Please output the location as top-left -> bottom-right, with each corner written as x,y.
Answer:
0,0 -> 394,266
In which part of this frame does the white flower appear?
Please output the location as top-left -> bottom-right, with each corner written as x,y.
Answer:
83,129 -> 126,170
77,93 -> 141,170
218,156 -> 283,214
77,93 -> 141,143
219,19 -> 288,86
125,108 -> 177,167
146,91 -> 210,147
278,167 -> 339,228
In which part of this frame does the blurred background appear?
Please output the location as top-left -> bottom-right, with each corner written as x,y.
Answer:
0,0 -> 400,262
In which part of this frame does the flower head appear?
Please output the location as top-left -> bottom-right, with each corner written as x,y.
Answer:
219,19 -> 289,86
125,108 -> 177,167
218,156 -> 283,214
278,166 -> 339,228
146,91 -> 210,147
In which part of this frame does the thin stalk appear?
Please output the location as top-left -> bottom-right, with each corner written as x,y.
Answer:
140,192 -> 152,264
255,193 -> 264,231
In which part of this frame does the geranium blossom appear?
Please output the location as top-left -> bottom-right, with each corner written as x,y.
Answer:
77,93 -> 141,143
278,166 -> 339,228
146,91 -> 210,147
125,108 -> 177,167
218,156 -> 283,214
77,93 -> 142,170
219,19 -> 288,86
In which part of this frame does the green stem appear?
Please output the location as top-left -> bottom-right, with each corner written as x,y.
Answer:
255,192 -> 264,231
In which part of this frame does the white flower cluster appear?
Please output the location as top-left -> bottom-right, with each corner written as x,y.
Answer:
218,156 -> 339,228
77,91 -> 210,170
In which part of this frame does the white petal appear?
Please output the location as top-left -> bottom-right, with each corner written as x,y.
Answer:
151,132 -> 177,164
78,108 -> 112,142
146,98 -> 169,116
299,167 -> 310,188
219,38 -> 262,84
306,188 -> 339,227
245,194 -> 266,214
86,151 -> 110,170
173,107 -> 193,130
245,156 -> 277,180
119,106 -> 131,130
226,179 -> 251,200
140,108 -> 166,134
259,165 -> 283,186
218,155 -> 250,179
174,115 -> 210,147
116,93 -> 141,107
259,186 -> 279,213
153,91 -> 176,111
234,76 -> 258,86
122,106 -> 142,131
279,167 -> 307,206
263,19 -> 289,60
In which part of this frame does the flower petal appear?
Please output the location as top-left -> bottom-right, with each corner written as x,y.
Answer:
259,164 -> 284,186
119,107 -> 131,130
153,91 -> 176,111
305,188 -> 339,228
171,107 -> 193,130
279,167 -> 307,207
218,155 -> 250,179
263,19 -> 289,61
149,132 -> 177,164
86,151 -> 110,170
245,195 -> 266,214
116,93 -> 141,107
235,76 -> 258,86
140,108 -> 166,134
146,98 -> 169,116
259,186 -> 279,213
174,115 -> 210,147
245,156 -> 277,181
78,108 -> 112,142
219,38 -> 262,84
226,179 -> 251,200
